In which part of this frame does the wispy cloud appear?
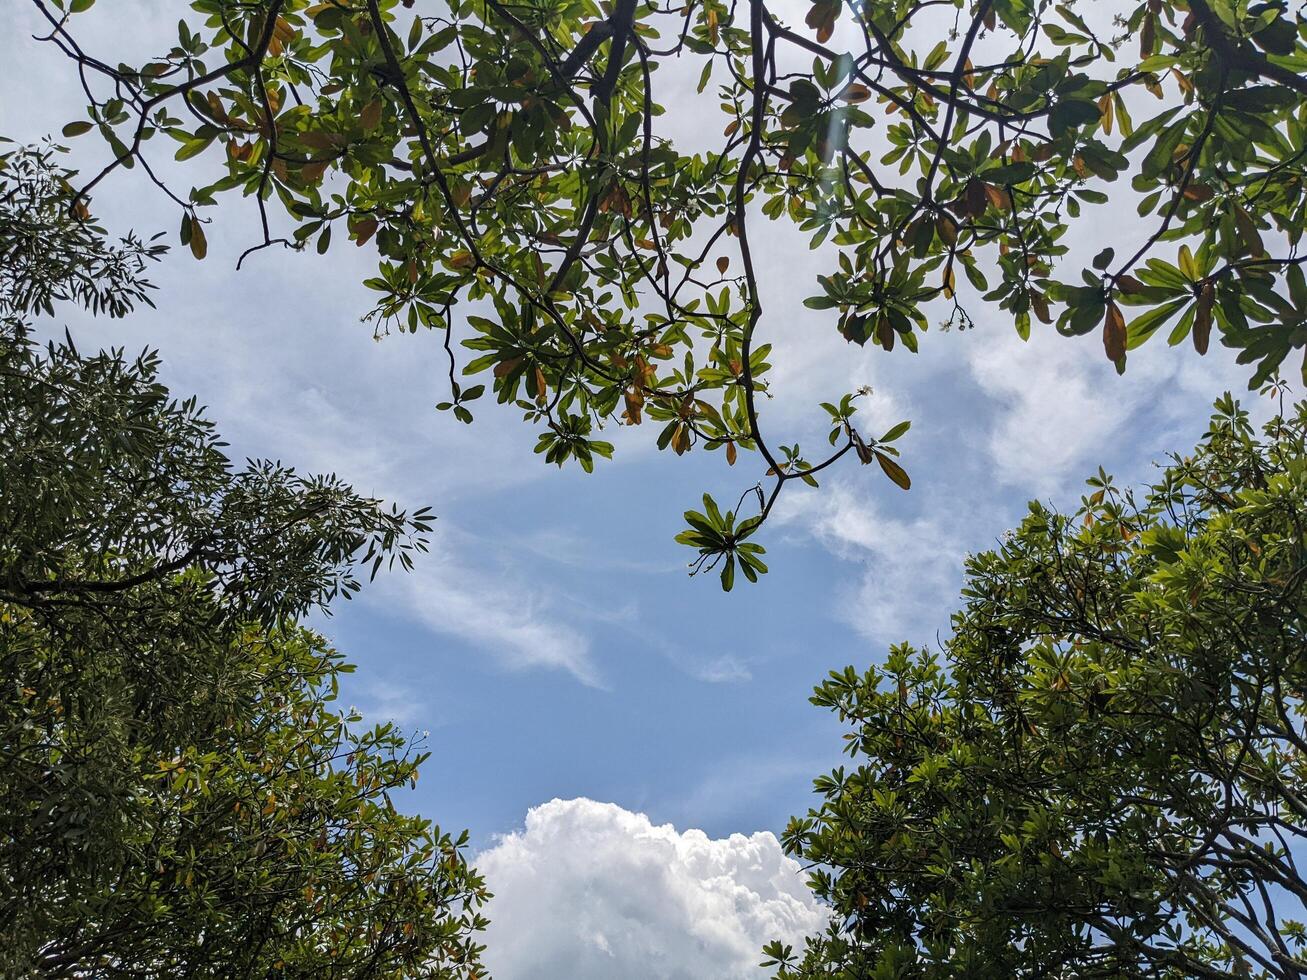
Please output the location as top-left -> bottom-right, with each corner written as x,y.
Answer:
775,481 -> 978,647
350,678 -> 429,728
373,527 -> 601,687
687,654 -> 753,684
967,321 -> 1260,496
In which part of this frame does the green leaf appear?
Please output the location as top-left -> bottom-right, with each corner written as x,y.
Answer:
1126,298 -> 1188,349
879,420 -> 911,443
1049,99 -> 1100,137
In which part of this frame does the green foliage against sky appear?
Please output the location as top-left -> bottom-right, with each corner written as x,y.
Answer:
774,390 -> 1307,978
33,0 -> 1307,585
0,145 -> 487,979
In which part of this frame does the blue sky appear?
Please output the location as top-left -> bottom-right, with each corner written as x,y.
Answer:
0,4 -> 1273,975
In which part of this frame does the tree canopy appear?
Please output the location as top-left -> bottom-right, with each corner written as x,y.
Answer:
0,144 -> 487,978
772,389 -> 1307,978
32,0 -> 1307,586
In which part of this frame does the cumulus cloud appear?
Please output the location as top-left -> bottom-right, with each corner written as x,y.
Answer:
476,798 -> 827,980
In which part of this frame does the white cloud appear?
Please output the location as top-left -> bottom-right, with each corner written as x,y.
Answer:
688,654 -> 753,684
368,525 -> 601,684
967,320 -> 1256,496
776,482 -> 972,646
968,332 -> 1122,495
377,534 -> 600,687
350,678 -> 427,728
476,798 -> 827,980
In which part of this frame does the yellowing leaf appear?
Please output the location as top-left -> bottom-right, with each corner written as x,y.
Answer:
875,452 -> 911,490
360,99 -> 382,132
838,82 -> 872,104
353,216 -> 378,247
1104,301 -> 1126,362
190,220 -> 208,260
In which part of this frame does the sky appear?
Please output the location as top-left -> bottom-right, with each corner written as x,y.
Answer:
0,4 -> 1274,977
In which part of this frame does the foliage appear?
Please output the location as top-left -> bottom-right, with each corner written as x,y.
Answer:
33,0 -> 1307,585
0,166 -> 486,977
0,142 -> 166,320
772,391 -> 1307,978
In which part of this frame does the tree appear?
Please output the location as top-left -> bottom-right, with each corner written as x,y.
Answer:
0,140 -> 165,321
0,144 -> 488,978
31,0 -> 1307,586
770,390 -> 1307,978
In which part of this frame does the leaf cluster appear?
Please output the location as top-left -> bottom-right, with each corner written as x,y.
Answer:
35,0 -> 1307,587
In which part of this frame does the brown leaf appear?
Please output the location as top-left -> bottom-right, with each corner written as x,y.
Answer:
493,356 -> 522,379
982,183 -> 1010,211
1171,67 -> 1194,98
877,318 -> 895,352
300,160 -> 328,184
875,452 -> 911,490
936,214 -> 958,246
190,221 -> 208,260
1030,291 -> 1052,325
838,82 -> 872,104
360,99 -> 382,133
624,388 -> 644,425
353,216 -> 378,247
716,256 -> 729,274
273,14 -> 295,44
1116,274 -> 1146,296
963,178 -> 988,217
1103,301 -> 1126,362
672,424 -> 691,455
